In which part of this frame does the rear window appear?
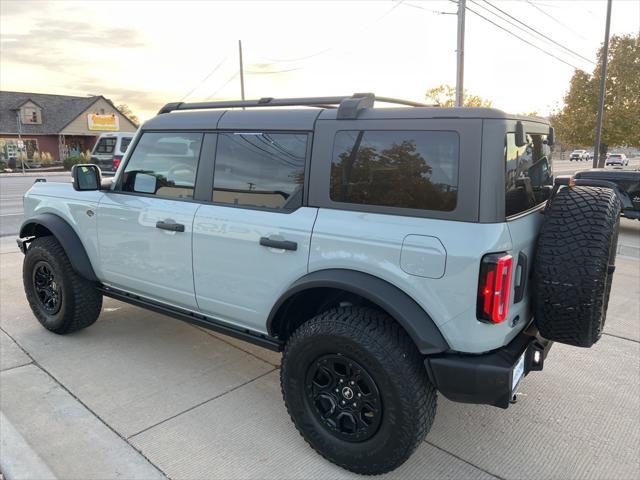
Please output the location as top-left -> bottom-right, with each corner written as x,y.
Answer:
94,137 -> 116,154
330,130 -> 459,212
505,133 -> 553,217
120,137 -> 133,153
610,154 -> 622,159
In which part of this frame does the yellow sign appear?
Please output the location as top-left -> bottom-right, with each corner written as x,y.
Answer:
87,113 -> 119,131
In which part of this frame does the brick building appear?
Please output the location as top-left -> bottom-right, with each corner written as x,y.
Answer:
0,91 -> 138,164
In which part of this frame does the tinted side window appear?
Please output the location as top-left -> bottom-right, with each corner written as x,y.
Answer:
95,137 -> 116,154
120,137 -> 132,153
505,133 -> 553,217
213,132 -> 306,210
120,132 -> 202,199
330,130 -> 459,211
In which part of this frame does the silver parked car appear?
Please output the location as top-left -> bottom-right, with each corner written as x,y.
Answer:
606,153 -> 629,166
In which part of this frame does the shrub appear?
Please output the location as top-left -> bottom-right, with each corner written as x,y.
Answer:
63,155 -> 84,170
41,152 -> 53,166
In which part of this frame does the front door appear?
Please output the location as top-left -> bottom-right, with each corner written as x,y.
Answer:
97,131 -> 204,310
192,131 -> 317,332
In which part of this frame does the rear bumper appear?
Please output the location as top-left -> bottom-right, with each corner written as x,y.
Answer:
424,326 -> 552,409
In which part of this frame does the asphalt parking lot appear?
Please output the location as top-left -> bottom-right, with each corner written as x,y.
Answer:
1,232 -> 639,479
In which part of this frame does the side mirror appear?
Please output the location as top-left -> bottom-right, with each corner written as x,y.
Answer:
72,164 -> 101,191
515,121 -> 527,147
547,126 -> 555,146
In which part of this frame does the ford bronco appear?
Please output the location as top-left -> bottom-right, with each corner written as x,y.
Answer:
17,94 -> 622,474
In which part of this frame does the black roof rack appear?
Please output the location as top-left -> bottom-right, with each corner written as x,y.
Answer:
157,93 -> 432,120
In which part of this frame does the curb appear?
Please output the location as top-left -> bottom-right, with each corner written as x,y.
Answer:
0,412 -> 57,480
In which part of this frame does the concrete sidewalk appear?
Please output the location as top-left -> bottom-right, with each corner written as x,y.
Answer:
1,238 -> 639,479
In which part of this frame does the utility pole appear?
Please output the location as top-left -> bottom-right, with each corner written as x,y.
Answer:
238,40 -> 246,108
593,0 -> 612,168
455,0 -> 466,107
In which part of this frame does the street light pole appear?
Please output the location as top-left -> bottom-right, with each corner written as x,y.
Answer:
455,0 -> 466,108
15,111 -> 25,175
593,0 -> 612,168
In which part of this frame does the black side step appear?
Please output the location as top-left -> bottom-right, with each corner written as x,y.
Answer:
97,286 -> 283,352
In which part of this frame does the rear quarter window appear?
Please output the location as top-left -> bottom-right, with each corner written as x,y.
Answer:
505,133 -> 553,217
120,137 -> 133,153
330,130 -> 459,212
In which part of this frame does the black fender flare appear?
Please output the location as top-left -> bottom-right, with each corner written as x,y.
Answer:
19,213 -> 99,282
267,269 -> 449,354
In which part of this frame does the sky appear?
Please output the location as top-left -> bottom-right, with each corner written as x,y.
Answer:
1,0 -> 639,122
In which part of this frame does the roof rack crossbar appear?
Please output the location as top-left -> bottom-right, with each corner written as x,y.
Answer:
157,94 -> 432,118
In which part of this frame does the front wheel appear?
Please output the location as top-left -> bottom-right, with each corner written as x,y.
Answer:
281,307 -> 436,475
23,236 -> 102,334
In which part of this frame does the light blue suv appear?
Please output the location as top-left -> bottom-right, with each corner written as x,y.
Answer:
18,94 -> 621,474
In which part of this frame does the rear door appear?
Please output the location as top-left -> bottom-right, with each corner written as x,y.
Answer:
192,130 -> 316,333
502,123 -> 553,323
97,131 -> 204,309
91,134 -> 118,172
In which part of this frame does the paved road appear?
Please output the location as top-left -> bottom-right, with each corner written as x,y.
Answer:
1,236 -> 638,479
0,174 -> 70,237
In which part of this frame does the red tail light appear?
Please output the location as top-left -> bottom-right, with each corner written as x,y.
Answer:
477,253 -> 513,324
112,156 -> 122,169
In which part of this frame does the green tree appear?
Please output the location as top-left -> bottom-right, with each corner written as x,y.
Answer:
551,34 -> 639,148
425,84 -> 492,107
117,104 -> 140,127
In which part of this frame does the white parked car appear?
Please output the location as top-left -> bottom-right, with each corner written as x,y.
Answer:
90,132 -> 135,173
606,153 -> 629,167
569,149 -> 588,161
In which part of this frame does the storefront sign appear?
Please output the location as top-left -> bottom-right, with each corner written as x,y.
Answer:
87,113 -> 119,131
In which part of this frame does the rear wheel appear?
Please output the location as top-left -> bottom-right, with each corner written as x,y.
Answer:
533,186 -> 621,347
23,236 -> 102,334
281,307 -> 436,475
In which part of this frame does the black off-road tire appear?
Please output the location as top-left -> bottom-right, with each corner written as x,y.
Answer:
281,307 -> 436,475
533,186 -> 621,347
23,236 -> 102,334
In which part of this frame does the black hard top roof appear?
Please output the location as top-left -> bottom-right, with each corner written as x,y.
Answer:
143,94 -> 549,131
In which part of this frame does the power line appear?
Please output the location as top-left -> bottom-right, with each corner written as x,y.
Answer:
524,0 -> 590,41
245,67 -> 300,75
401,2 -> 456,15
206,71 -> 239,100
478,0 -> 594,65
180,56 -> 228,101
451,0 -> 582,70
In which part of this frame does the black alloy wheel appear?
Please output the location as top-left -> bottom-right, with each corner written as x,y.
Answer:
32,260 -> 62,314
305,354 -> 382,442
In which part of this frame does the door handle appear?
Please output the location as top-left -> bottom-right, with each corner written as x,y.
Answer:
259,237 -> 297,251
156,221 -> 185,232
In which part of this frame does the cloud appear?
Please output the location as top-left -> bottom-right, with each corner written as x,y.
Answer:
0,18 -> 145,70
74,80 -> 168,114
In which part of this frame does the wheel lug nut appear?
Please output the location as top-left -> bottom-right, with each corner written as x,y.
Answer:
335,389 -> 339,393
341,400 -> 345,405
357,393 -> 362,397
350,381 -> 355,386
339,379 -> 344,383
353,403 -> 357,407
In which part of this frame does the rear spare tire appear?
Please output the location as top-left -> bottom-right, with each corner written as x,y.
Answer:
533,186 -> 621,347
